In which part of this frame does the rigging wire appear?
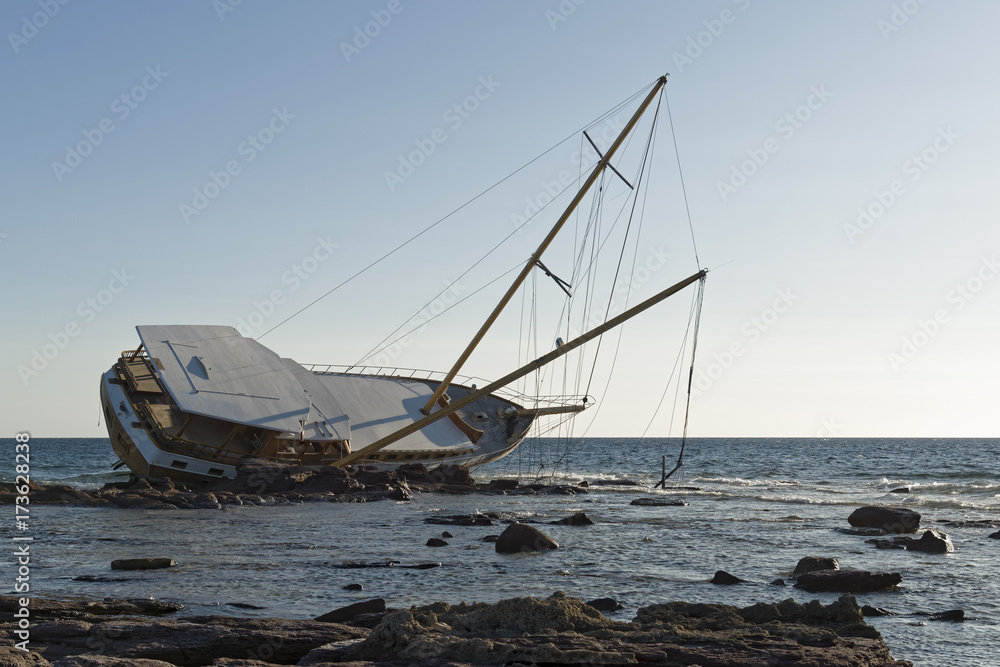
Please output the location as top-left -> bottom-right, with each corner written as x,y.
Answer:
256,81 -> 656,341
664,85 -> 701,269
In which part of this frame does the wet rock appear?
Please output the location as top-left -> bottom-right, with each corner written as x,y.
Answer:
630,497 -> 688,506
868,536 -> 914,550
906,529 -> 954,553
837,526 -> 889,536
441,531 -> 453,538
990,530 -> 1000,539
482,535 -> 499,543
861,605 -> 895,617
53,656 -> 178,666
770,578 -> 786,586
487,478 -> 519,491
889,486 -> 911,494
494,523 -> 558,553
343,583 -> 363,591
225,602 -> 266,610
943,519 -> 1000,528
110,558 -> 177,571
400,562 -> 441,570
314,598 -> 386,623
585,597 -> 624,612
577,480 -> 589,487
848,506 -> 921,533
711,570 -> 745,585
795,570 -> 902,593
794,556 -> 840,575
424,513 -> 495,526
329,560 -> 399,569
425,538 -> 448,547
929,609 -> 965,622
549,511 -> 595,525
0,595 -> 183,619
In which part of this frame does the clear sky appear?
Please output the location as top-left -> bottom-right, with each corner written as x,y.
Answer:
2,1 -> 998,439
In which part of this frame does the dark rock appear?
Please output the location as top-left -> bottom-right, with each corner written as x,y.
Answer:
795,570 -> 902,593
495,523 -> 558,553
711,570 -> 745,585
426,538 -> 448,547
630,497 -> 688,506
868,536 -> 914,550
329,560 -> 399,569
990,530 -> 1000,539
944,519 -> 1000,528
577,480 -> 589,487
482,535 -> 499,543
585,597 -> 624,612
794,556 -> 840,575
400,562 -> 442,570
343,583 -> 364,591
905,529 -> 954,553
837,526 -> 889,536
848,506 -> 921,533
550,511 -> 595,526
314,598 -> 386,623
225,602 -> 266,610
929,609 -> 965,622
441,531 -> 454,538
0,595 -> 183,618
487,479 -> 519,491
770,578 -> 786,586
110,558 -> 177,571
424,513 -> 495,526
861,605 -> 895,617
889,486 -> 911,494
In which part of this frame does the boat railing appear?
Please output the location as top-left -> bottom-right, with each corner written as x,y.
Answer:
300,363 -> 591,410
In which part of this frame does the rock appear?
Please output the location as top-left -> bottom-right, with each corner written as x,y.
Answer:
770,578 -> 786,586
577,480 -> 589,487
848,506 -> 921,533
494,523 -> 558,553
903,529 -> 953,553
53,656 -> 179,666
110,558 -> 177,571
225,602 -> 266,610
585,597 -> 624,612
929,609 -> 964,622
401,562 -> 441,570
424,513 -> 495,526
630,497 -> 688,506
0,595 -> 182,618
990,530 -> 1000,539
482,535 -> 499,543
343,583 -> 363,591
315,598 -> 386,623
889,486 -> 911,494
711,570 -> 745,585
861,605 -> 895,617
795,570 -> 902,593
441,531 -> 453,538
487,479 -> 519,491
549,511 -> 595,525
868,536 -> 914,550
426,538 -> 448,547
794,556 -> 840,575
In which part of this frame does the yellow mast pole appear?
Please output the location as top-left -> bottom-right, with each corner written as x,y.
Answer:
420,75 -> 669,415
338,268 -> 705,468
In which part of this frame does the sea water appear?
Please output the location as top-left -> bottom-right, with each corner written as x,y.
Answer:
2,437 -> 997,666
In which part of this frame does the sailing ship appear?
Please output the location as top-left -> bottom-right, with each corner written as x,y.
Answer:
99,75 -> 706,483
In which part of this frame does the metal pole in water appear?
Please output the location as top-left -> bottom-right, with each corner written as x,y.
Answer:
661,455 -> 666,487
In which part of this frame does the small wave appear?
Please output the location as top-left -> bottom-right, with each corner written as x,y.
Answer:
693,476 -> 801,487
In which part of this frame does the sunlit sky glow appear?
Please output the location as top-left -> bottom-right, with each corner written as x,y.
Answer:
2,1 -> 998,438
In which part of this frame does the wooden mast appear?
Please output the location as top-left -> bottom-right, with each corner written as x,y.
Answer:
420,75 -> 669,415
337,268 -> 705,468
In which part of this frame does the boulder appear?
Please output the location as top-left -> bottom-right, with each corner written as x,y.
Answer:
110,558 -> 177,571
889,486 -> 911,494
929,609 -> 964,622
549,511 -> 595,526
314,598 -> 386,624
990,530 -> 1000,539
711,570 -> 745,585
793,557 -> 840,575
494,523 -> 558,553
906,529 -> 954,554
441,531 -> 454,538
585,597 -> 624,612
425,538 -> 448,547
343,583 -> 363,591
795,570 -> 902,593
848,506 -> 920,533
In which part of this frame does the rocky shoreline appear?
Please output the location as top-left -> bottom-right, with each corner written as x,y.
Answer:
0,460 -> 590,510
1,591 -> 913,666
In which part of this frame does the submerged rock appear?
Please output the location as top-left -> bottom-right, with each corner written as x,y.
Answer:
549,511 -> 595,525
906,529 -> 954,553
848,506 -> 921,533
795,570 -> 902,593
929,609 -> 965,622
110,558 -> 177,571
990,530 -> 1000,539
630,497 -> 688,506
861,605 -> 895,617
425,538 -> 448,547
314,598 -> 386,623
494,523 -> 558,553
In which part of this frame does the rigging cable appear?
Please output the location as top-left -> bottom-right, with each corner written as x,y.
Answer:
664,85 -> 700,269
256,81 -> 656,341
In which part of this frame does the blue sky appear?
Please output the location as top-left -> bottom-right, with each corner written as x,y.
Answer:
2,1 -> 998,438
